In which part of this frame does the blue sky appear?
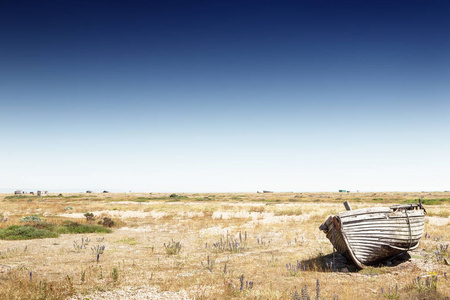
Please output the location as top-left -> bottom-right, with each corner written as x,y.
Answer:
1,0 -> 449,192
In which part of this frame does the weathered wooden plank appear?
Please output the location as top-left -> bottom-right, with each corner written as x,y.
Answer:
343,222 -> 424,230
346,230 -> 424,237
338,207 -> 391,217
352,248 -> 384,256
345,233 -> 423,240
340,208 -> 425,218
343,201 -> 352,211
353,250 -> 398,262
342,217 -> 424,226
350,242 -> 419,251
342,217 -> 424,227
351,245 -> 405,253
351,244 -> 385,251
347,241 -> 420,251
339,206 -> 424,218
341,212 -> 425,222
345,234 -> 423,241
346,237 -> 421,246
325,229 -> 348,254
353,247 -> 405,256
344,222 -> 424,228
344,227 -> 424,234
344,229 -> 424,236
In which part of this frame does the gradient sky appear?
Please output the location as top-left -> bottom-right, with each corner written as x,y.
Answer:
1,0 -> 449,192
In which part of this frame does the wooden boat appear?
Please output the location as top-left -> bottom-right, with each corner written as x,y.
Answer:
319,202 -> 426,268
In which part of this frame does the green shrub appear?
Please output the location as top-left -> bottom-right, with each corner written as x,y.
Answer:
29,222 -> 56,231
0,220 -> 112,240
56,221 -> 112,234
84,212 -> 95,221
195,197 -> 213,201
166,194 -> 188,200
407,198 -> 450,205
5,195 -> 37,200
0,225 -> 58,240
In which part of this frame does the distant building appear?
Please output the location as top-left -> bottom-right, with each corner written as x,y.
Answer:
14,190 -> 23,195
103,190 -> 109,193
86,190 -> 93,193
339,190 -> 347,193
263,190 -> 274,193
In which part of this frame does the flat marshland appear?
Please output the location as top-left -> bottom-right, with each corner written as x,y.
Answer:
0,192 -> 448,299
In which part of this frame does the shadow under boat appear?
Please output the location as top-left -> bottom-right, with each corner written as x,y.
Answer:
301,251 -> 413,273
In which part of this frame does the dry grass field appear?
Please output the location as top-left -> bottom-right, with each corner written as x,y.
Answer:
0,192 -> 448,299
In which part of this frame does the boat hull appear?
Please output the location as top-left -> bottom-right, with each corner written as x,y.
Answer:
319,204 -> 425,268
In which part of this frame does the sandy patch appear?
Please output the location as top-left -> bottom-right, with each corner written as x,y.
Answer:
58,210 -> 168,219
426,216 -> 450,226
211,211 -> 311,224
212,211 -> 260,219
119,225 -> 164,232
198,226 -> 235,236
248,214 -> 311,225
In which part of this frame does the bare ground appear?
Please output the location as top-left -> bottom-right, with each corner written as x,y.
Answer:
0,192 -> 448,299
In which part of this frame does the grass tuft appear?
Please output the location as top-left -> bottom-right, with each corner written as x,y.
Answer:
164,239 -> 182,255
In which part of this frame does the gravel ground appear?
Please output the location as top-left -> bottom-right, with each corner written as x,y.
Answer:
70,286 -> 191,300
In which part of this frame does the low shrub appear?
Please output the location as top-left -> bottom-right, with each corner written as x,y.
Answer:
29,222 -> 56,231
167,194 -> 188,201
0,225 -> 58,240
20,215 -> 42,223
0,219 -> 112,240
84,212 -> 95,222
56,221 -> 112,234
403,198 -> 450,205
135,197 -> 150,202
98,217 -> 115,228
